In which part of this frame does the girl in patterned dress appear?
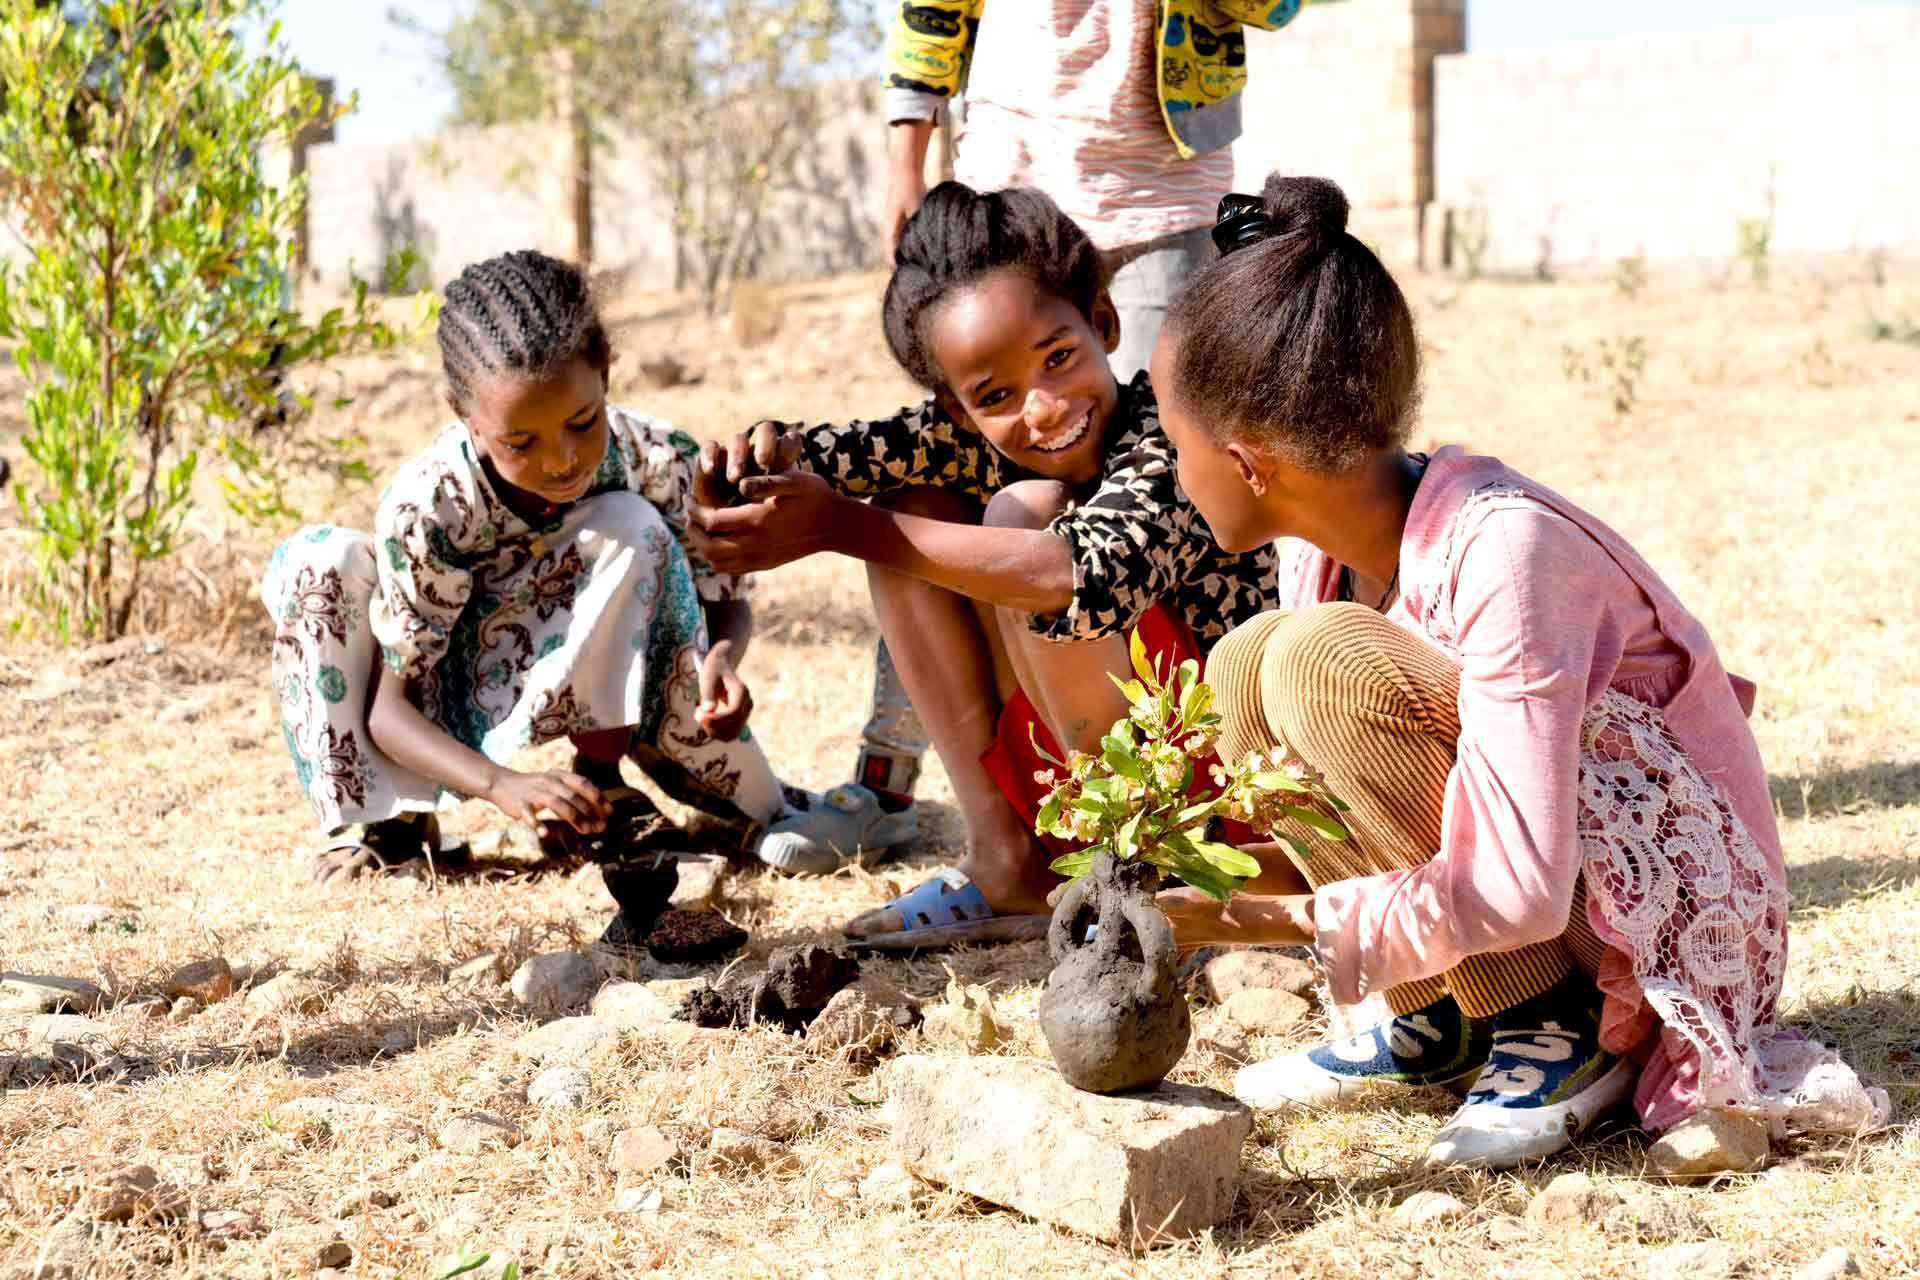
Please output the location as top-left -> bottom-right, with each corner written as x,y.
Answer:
264,251 -> 797,958
1143,175 -> 1885,1167
689,182 -> 1274,948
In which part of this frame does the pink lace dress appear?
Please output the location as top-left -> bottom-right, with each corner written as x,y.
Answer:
1278,447 -> 1886,1135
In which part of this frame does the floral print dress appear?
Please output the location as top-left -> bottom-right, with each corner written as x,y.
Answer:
263,407 -> 783,832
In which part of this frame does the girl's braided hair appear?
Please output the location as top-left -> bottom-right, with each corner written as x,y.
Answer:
882,181 -> 1107,391
1166,174 -> 1420,472
437,250 -> 612,412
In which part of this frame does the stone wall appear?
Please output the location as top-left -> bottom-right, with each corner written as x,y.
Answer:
1431,7 -> 1920,275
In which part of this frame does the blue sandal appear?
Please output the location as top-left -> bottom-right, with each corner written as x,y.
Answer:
844,868 -> 1049,952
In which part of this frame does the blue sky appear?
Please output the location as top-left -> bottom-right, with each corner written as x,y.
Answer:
277,0 -> 1920,146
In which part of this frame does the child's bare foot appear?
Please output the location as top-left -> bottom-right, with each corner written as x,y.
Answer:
309,815 -> 444,885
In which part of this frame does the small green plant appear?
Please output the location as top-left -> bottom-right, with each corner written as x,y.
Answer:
1029,630 -> 1349,902
1735,172 -> 1777,289
1864,313 -> 1920,346
434,1250 -> 519,1280
1563,335 -> 1649,418
1614,252 -> 1648,300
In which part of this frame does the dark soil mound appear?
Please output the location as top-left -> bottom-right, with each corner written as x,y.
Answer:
677,943 -> 861,1032
646,908 -> 748,965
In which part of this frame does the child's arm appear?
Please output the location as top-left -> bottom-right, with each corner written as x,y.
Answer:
365,666 -> 609,839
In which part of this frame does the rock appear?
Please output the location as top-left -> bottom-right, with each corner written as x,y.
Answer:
580,1116 -> 619,1153
448,952 -> 509,987
1197,951 -> 1317,1004
438,1111 -> 522,1152
167,997 -> 201,1023
609,1125 -> 684,1177
527,1066 -> 591,1109
512,1015 -> 620,1067
509,951 -> 599,1014
668,854 -> 729,910
245,973 -> 325,1017
590,982 -> 679,1029
164,958 -> 234,1005
85,1165 -> 187,1223
1795,1246 -> 1862,1280
124,995 -> 170,1019
1648,1108 -> 1770,1179
197,1209 -> 262,1240
919,973 -> 1003,1054
1484,1216 -> 1533,1246
805,986 -> 909,1063
329,1187 -> 395,1217
20,1214 -> 100,1279
1193,1016 -> 1253,1065
611,1185 -> 664,1214
1,1015 -> 126,1086
883,1055 -> 1252,1246
1394,1190 -> 1471,1228
1603,1191 -> 1709,1242
1222,988 -> 1312,1035
1525,1172 -> 1626,1228
316,1240 -> 354,1269
706,1127 -> 797,1174
858,1160 -> 919,1208
382,1028 -> 414,1053
1649,1241 -> 1736,1277
0,973 -> 105,1015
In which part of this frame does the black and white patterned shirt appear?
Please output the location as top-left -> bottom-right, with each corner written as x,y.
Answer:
792,372 -> 1276,645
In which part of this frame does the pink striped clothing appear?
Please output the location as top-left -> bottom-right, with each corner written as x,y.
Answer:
1272,446 -> 1885,1135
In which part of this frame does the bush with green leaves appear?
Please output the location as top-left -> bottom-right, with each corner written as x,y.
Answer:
1031,629 -> 1350,902
0,0 -> 428,638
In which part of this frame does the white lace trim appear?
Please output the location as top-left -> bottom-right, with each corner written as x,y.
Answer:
1578,689 -> 1888,1135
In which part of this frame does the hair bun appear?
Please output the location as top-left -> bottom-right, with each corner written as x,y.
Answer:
1260,175 -> 1349,244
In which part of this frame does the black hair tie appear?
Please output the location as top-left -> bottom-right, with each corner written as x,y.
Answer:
1212,192 -> 1273,257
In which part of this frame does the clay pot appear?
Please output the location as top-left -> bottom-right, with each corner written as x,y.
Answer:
600,855 -> 679,934
1037,852 -> 1191,1094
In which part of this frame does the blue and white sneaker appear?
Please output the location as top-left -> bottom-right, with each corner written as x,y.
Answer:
1233,994 -> 1491,1109
1424,976 -> 1634,1169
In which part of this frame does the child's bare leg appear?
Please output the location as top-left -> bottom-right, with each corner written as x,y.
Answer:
981,481 -> 1132,758
845,489 -> 1055,933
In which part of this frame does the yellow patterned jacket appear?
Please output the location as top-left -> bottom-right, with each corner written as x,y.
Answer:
884,1 -> 1332,159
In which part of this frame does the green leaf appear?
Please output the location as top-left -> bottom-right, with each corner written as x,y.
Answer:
1114,809 -> 1144,861
1276,832 -> 1315,863
1035,793 -> 1063,837
1049,848 -> 1097,879
1251,771 -> 1315,793
1279,804 -> 1349,841
1192,839 -> 1263,878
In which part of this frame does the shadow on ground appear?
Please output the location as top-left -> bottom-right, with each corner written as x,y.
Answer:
1771,759 -> 1920,820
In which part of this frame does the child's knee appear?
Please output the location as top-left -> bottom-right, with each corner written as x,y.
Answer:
265,525 -> 375,610
982,479 -> 1073,531
1258,603 -> 1409,747
874,487 -> 980,522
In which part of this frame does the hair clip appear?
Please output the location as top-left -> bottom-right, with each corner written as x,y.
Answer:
1212,192 -> 1273,257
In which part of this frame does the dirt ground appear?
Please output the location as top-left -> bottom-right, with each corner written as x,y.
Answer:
1,257 -> 1918,1279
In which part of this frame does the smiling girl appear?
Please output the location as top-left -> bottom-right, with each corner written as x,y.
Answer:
687,182 -> 1273,946
263,250 -> 800,961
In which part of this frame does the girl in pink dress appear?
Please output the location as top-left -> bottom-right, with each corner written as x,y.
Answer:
1146,173 -> 1886,1168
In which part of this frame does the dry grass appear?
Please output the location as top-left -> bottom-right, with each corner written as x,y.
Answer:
2,257 -> 1919,1278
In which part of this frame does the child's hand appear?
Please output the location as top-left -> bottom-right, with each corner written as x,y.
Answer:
696,641 -> 753,740
694,422 -> 802,507
486,769 -> 610,840
688,470 -> 840,575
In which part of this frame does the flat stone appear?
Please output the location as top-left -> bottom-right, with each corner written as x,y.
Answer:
512,1015 -> 620,1067
883,1054 -> 1252,1246
611,1185 -> 663,1214
164,958 -> 234,1005
805,986 -> 909,1063
1223,988 -> 1312,1035
705,1127 -> 797,1174
438,1111 -> 522,1152
1198,951 -> 1317,1004
245,974 -> 326,1017
527,1066 -> 591,1109
85,1165 -> 187,1223
510,952 -> 598,1014
1650,1241 -> 1736,1277
858,1160 -> 919,1208
609,1125 -> 684,1177
1648,1108 -> 1770,1179
1394,1190 -> 1471,1228
1526,1172 -> 1625,1228
1485,1216 -> 1533,1246
448,952 -> 509,987
0,974 -> 105,1015
1193,1015 -> 1253,1065
1795,1246 -> 1862,1280
19,1214 -> 100,1279
1,1015 -> 126,1086
589,981 -> 678,1029
197,1209 -> 263,1240
668,854 -> 729,911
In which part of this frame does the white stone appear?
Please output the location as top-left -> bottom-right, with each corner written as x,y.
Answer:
512,1015 -> 620,1067
509,952 -> 599,1014
245,973 -> 326,1017
1,1015 -> 126,1086
1198,951 -> 1317,1004
0,973 -> 105,1015
1649,1241 -> 1736,1278
668,854 -> 729,911
883,1055 -> 1252,1245
1223,988 -> 1312,1035
857,1160 -> 919,1208
609,1125 -> 684,1176
1394,1190 -> 1471,1228
448,952 -> 508,986
1648,1108 -> 1770,1179
611,1185 -> 663,1214
1525,1172 -> 1625,1227
1795,1246 -> 1862,1280
805,986 -> 907,1062
21,1214 -> 100,1279
589,981 -> 677,1028
527,1066 -> 591,1109
438,1111 -> 522,1152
